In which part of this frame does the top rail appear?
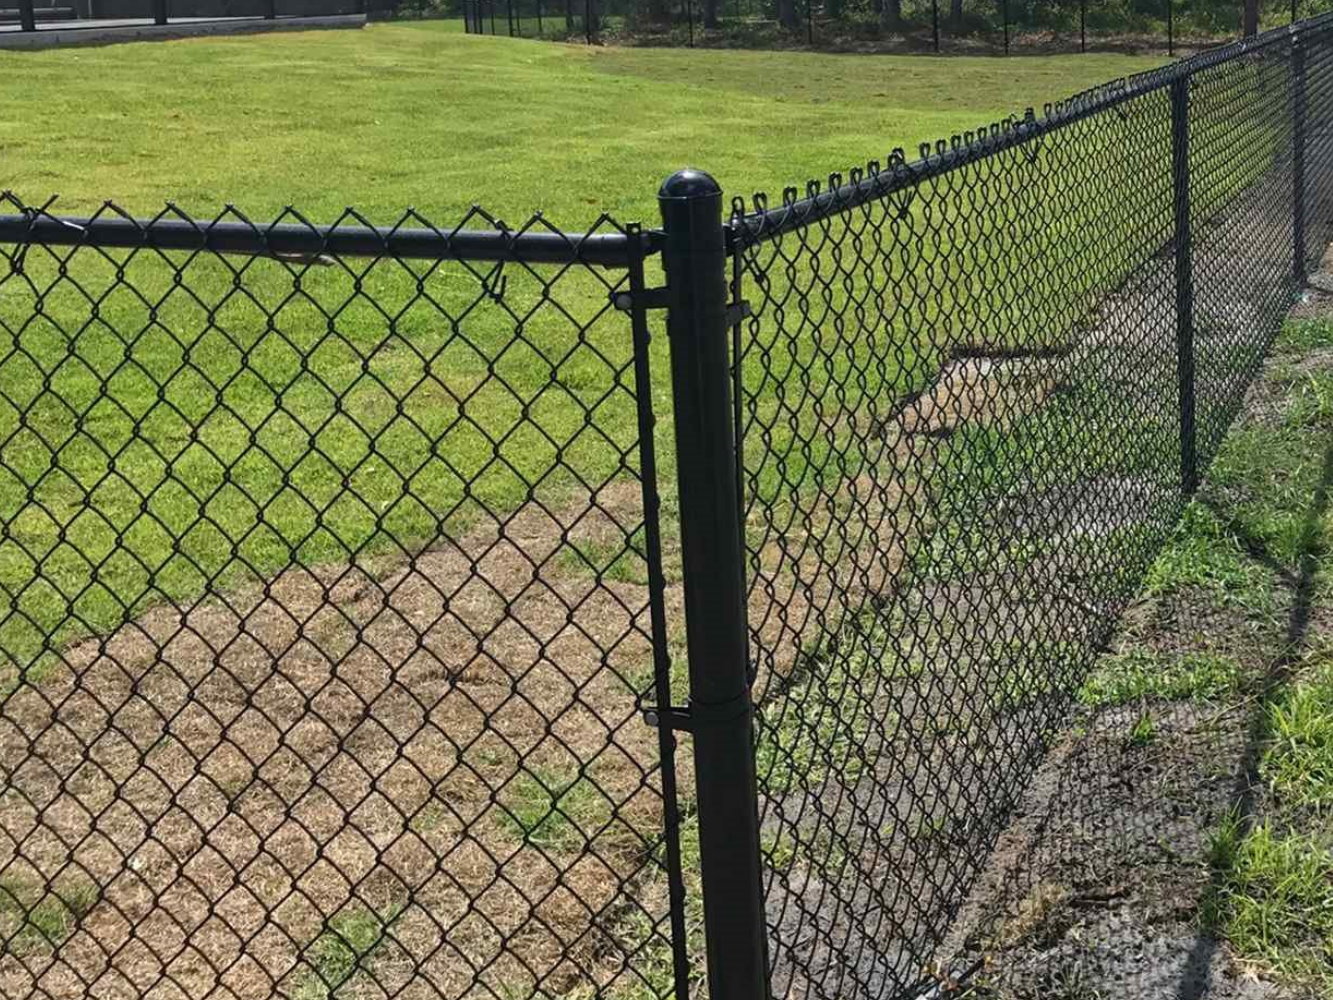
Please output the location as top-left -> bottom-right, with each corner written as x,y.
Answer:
732,10 -> 1333,247
0,213 -> 656,267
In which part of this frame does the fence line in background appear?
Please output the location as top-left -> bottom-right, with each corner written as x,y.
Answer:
462,0 -> 1331,55
1,12 -> 1331,1000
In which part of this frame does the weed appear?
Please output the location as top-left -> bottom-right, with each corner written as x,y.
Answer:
1143,502 -> 1273,608
1079,649 -> 1244,707
0,876 -> 99,956
495,767 -> 610,852
298,901 -> 406,1000
1127,711 -> 1156,747
754,619 -> 894,794
1262,652 -> 1333,813
1207,823 -> 1333,992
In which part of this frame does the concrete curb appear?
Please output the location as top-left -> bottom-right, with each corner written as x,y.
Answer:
0,12 -> 364,48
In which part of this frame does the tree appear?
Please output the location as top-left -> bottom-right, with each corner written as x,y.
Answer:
1242,0 -> 1259,34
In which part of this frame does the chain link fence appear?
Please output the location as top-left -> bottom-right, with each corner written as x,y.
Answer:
462,0 -> 1332,55
2,12 -> 1332,1000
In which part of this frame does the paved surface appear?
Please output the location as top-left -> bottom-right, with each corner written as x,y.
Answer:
0,12 -> 364,46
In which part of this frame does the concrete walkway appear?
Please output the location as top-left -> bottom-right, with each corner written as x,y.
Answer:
0,12 -> 364,47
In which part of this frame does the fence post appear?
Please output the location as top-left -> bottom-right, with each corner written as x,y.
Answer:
151,0 -> 167,24
265,0 -> 276,21
1080,0 -> 1086,52
1001,0 -> 1009,53
18,0 -> 35,31
932,0 -> 939,51
1293,32 -> 1307,285
657,168 -> 770,1000
1167,0 -> 1174,56
1171,75 -> 1197,497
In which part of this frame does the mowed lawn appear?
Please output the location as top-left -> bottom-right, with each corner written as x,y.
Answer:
0,29 -> 1165,671
1,24 -> 1162,223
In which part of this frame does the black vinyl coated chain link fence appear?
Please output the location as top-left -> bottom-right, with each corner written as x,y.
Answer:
2,13 -> 1331,1000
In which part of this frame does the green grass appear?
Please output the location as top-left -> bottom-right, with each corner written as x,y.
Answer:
0,876 -> 98,956
1142,502 -> 1277,609
1208,818 -> 1333,993
1079,649 -> 1245,707
0,28 -> 1167,674
1205,655 -> 1333,993
298,902 -> 407,1000
1,27 -> 1162,221
1192,316 -> 1333,995
495,766 -> 612,851
1263,653 -> 1333,811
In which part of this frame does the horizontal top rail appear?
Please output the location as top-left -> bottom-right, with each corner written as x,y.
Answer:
0,211 -> 657,266
732,10 -> 1333,247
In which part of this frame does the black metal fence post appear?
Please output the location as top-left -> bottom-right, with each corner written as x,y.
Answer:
265,0 -> 277,21
932,0 -> 939,51
1293,32 -> 1307,284
1080,0 -> 1086,52
152,0 -> 168,25
1167,0 -> 1174,55
657,168 -> 770,1000
1001,0 -> 1009,53
18,0 -> 36,32
1171,75 -> 1197,496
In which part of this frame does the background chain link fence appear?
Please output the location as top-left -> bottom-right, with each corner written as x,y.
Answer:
729,13 -> 1333,998
2,13 -> 1332,1000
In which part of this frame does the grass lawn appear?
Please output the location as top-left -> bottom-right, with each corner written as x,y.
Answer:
1,24 -> 1162,223
0,27 -> 1168,670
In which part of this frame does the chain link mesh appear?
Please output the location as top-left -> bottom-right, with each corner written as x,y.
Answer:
729,15 -> 1333,998
3,14 -> 1333,1000
0,202 -> 684,1000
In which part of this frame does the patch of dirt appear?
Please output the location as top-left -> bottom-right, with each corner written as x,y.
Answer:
941,272 -> 1333,1000
0,480 -> 678,1000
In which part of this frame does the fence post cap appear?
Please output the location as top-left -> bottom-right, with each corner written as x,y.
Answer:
659,168 -> 721,200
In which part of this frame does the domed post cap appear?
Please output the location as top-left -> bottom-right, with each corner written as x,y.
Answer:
659,168 -> 722,200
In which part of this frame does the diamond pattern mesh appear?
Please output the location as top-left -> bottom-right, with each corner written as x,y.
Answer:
727,16 -> 1333,998
3,14 -> 1333,1000
0,202 -> 683,1000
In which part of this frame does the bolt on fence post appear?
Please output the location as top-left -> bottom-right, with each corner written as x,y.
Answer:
1171,75 -> 1197,497
657,168 -> 770,1000
1293,32 -> 1307,286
